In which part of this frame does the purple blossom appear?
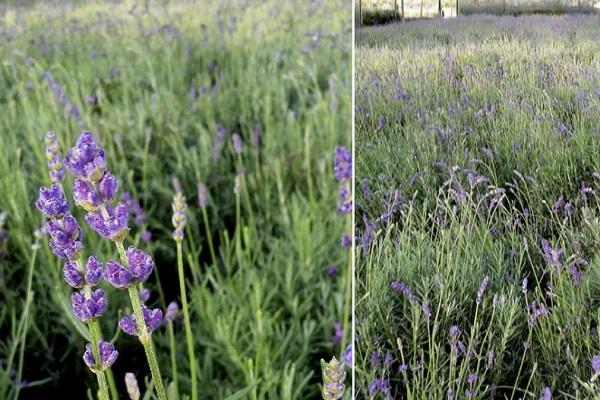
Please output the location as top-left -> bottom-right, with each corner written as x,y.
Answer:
371,351 -> 382,369
422,302 -> 431,321
126,246 -> 154,282
528,301 -> 549,327
141,230 -> 152,242
326,265 -> 337,277
391,281 -> 417,302
340,233 -> 351,248
35,183 -> 69,218
165,301 -> 179,323
467,372 -> 477,385
85,202 -> 129,241
138,288 -> 151,303
384,353 -> 394,366
342,345 -> 352,367
71,289 -> 107,321
83,340 -> 118,372
121,192 -> 146,226
105,260 -> 132,288
541,239 -> 563,268
64,132 -> 106,182
368,378 -> 390,395
142,305 -> 163,332
592,354 -> 600,374
73,180 -> 100,211
333,146 -> 351,182
63,261 -> 84,288
332,322 -> 343,345
232,133 -> 243,154
539,387 -> 552,400
85,256 -> 103,285
119,315 -> 138,336
46,213 -> 84,260
98,172 -> 119,202
197,183 -> 208,208
337,186 -> 352,214
211,124 -> 227,162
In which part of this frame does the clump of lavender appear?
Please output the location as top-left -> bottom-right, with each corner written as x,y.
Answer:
172,185 -> 198,400
63,131 -> 166,400
42,72 -> 82,126
35,132 -> 113,399
321,357 -> 346,400
121,192 -> 150,241
333,146 -> 352,354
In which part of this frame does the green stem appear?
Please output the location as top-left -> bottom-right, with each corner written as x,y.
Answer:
88,321 -> 110,400
115,241 -> 167,400
340,208 -> 352,353
177,241 -> 198,400
88,320 -> 118,400
167,322 -> 179,397
201,206 -> 217,266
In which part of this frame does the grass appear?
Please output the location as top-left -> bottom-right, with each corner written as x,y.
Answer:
0,1 -> 351,399
356,16 -> 600,399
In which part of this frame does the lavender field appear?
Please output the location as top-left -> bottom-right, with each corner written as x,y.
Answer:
0,1 -> 351,399
356,16 -> 600,399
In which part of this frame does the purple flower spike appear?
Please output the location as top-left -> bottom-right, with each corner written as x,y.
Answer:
98,172 -> 119,202
45,131 -> 65,182
83,340 -> 118,372
85,256 -> 103,285
342,344 -> 352,367
541,239 -> 563,268
333,146 -> 351,182
232,133 -> 243,154
337,186 -> 352,214
64,132 -> 106,182
73,180 -> 100,211
63,261 -> 84,288
341,233 -> 351,248
71,289 -> 107,321
36,183 -> 69,218
85,202 -> 129,241
105,260 -> 132,288
165,302 -> 179,322
476,275 -> 490,305
46,213 -> 83,260
119,315 -> 138,336
141,230 -> 152,242
197,183 -> 208,208
142,305 -> 163,332
172,191 -> 187,242
126,246 -> 154,282
539,387 -> 552,400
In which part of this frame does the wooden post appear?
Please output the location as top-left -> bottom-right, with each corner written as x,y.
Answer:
439,0 -> 443,16
358,0 -> 361,27
420,0 -> 424,17
401,0 -> 405,21
456,0 -> 459,16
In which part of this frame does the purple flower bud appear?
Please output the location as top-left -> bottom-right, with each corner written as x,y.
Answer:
46,213 -> 84,260
341,233 -> 351,248
165,301 -> 178,322
35,183 -> 69,218
211,124 -> 227,162
467,372 -> 477,385
119,315 -> 138,336
332,322 -> 343,345
64,132 -> 106,182
337,186 -> 352,214
98,172 -> 119,202
141,230 -> 152,242
63,261 -> 84,288
232,133 -> 243,154
539,387 -> 552,400
252,124 -> 261,148
197,183 -> 208,208
71,289 -> 107,321
105,260 -> 132,288
83,340 -> 118,372
45,131 -> 65,182
139,288 -> 150,303
333,146 -> 351,182
326,265 -> 337,277
73,180 -> 100,211
142,305 -> 163,332
126,246 -> 154,282
85,256 -> 103,285
342,344 -> 352,367
85,202 -> 129,241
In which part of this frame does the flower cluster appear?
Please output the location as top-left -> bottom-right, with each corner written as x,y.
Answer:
172,190 -> 187,241
36,132 -> 115,373
321,357 -> 346,400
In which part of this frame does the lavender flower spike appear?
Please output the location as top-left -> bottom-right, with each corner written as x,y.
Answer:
165,301 -> 179,323
83,340 -> 118,372
126,246 -> 154,282
119,306 -> 163,336
172,191 -> 187,242
46,213 -> 84,260
44,131 -> 65,182
125,373 -> 141,400
333,146 -> 351,182
321,357 -> 346,400
197,183 -> 208,208
476,275 -> 490,305
71,289 -> 107,322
